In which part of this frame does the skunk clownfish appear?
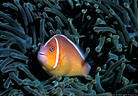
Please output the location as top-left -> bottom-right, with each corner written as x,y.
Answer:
37,34 -> 91,76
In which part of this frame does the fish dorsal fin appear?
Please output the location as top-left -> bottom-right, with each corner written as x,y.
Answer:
60,35 -> 85,60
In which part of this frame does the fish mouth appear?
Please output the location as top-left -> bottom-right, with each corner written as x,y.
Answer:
38,52 -> 47,56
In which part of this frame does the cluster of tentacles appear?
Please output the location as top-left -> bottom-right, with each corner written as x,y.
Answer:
0,0 -> 138,96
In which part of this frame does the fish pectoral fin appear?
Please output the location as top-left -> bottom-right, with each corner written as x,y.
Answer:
60,56 -> 71,76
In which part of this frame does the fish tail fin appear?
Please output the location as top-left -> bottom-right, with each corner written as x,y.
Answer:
83,63 -> 91,75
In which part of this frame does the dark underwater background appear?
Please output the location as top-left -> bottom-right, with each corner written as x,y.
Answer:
0,0 -> 138,96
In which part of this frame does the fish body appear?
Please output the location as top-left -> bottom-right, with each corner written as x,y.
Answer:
37,34 -> 91,76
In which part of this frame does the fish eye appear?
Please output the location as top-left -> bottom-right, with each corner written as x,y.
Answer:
50,46 -> 55,52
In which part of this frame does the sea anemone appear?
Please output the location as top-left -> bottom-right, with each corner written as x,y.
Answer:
0,0 -> 138,95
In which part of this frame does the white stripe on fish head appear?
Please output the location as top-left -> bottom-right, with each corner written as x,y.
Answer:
44,35 -> 59,69
53,37 -> 59,69
44,35 -> 55,47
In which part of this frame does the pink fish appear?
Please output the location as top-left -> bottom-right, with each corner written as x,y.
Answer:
37,34 -> 91,76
